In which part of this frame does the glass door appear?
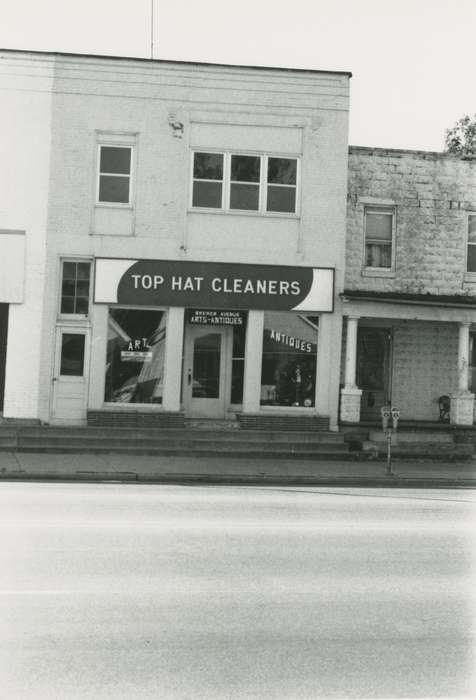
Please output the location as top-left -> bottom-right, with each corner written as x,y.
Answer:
183,326 -> 230,418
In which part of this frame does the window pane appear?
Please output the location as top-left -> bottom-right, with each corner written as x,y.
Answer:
468,215 -> 476,244
75,296 -> 89,315
267,158 -> 297,185
100,146 -> 131,175
266,185 -> 296,213
62,262 -> 76,280
366,212 -> 393,241
76,263 -> 91,280
62,280 -> 76,297
261,311 -> 317,407
467,245 -> 476,272
231,155 -> 260,183
230,183 -> 259,210
99,175 -> 130,203
192,333 -> 220,398
105,309 -> 167,404
60,296 -> 74,314
366,243 -> 392,268
76,280 -> 90,297
193,152 -> 223,180
60,334 -> 85,376
192,181 -> 222,208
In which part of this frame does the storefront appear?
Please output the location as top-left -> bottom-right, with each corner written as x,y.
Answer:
88,258 -> 335,422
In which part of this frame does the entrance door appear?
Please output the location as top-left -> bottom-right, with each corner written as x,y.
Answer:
52,328 -> 89,422
357,327 -> 392,420
183,326 -> 232,418
0,304 -> 8,412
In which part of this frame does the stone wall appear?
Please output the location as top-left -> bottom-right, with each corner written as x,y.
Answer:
346,147 -> 476,296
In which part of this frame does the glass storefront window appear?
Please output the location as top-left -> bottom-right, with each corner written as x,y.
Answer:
105,308 -> 167,404
261,312 -> 318,407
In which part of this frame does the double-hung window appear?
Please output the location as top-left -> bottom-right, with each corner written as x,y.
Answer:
191,152 -> 298,214
97,145 -> 132,205
60,261 -> 91,316
466,214 -> 476,272
364,206 -> 395,269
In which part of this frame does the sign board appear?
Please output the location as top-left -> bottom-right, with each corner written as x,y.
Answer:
187,309 -> 245,326
94,259 -> 334,312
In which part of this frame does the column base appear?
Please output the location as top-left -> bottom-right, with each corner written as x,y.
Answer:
340,386 -> 362,424
450,392 -> 475,426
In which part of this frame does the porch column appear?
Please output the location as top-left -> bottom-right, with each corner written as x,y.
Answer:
451,322 -> 474,425
242,310 -> 264,413
162,307 -> 185,412
340,316 -> 362,423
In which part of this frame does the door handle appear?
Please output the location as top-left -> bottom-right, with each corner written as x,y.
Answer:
187,369 -> 192,386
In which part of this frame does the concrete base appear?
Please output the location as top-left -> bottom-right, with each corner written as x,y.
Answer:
340,386 -> 363,424
450,392 -> 475,426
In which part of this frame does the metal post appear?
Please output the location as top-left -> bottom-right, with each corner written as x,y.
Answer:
386,428 -> 392,476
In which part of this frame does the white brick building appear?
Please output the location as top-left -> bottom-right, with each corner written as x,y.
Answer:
0,49 -> 350,429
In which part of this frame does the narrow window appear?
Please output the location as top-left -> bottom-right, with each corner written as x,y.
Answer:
365,207 -> 394,268
467,214 -> 476,272
192,152 -> 224,208
230,155 -> 260,211
98,146 -> 132,204
60,262 -> 91,315
266,157 -> 297,213
60,333 -> 85,376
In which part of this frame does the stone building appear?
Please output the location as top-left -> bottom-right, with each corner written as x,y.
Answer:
340,146 -> 476,425
0,49 -> 350,429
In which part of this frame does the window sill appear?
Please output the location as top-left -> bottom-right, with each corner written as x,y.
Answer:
95,203 -> 134,210
361,268 -> 396,278
259,405 -> 316,413
57,315 -> 90,324
188,208 -> 299,220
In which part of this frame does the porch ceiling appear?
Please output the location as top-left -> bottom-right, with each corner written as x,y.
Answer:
341,290 -> 476,323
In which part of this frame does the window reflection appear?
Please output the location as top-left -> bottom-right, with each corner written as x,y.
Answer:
105,309 -> 167,404
261,312 -> 318,407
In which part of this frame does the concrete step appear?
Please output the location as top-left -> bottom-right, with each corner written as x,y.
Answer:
369,430 -> 455,444
6,427 -> 345,444
372,443 -> 473,461
10,444 -> 353,460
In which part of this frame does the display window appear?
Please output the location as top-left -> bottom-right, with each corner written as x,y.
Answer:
104,308 -> 167,404
260,312 -> 318,407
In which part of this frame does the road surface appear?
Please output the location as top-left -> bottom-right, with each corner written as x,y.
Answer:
0,482 -> 475,699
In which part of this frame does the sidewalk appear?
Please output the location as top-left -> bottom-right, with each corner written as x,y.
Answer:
0,451 -> 475,487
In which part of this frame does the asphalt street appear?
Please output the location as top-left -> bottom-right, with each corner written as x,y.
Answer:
0,482 -> 475,699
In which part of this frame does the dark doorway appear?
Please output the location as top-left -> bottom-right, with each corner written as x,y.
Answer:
357,327 -> 392,420
0,304 -> 9,412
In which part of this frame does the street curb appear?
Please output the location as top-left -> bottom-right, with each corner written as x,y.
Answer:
0,472 -> 475,488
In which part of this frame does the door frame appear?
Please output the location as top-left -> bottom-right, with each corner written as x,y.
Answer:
182,324 -> 233,418
357,325 -> 392,419
51,325 -> 90,422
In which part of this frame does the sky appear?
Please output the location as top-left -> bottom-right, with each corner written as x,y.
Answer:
1,0 -> 475,151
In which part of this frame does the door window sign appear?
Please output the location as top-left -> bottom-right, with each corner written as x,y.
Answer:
94,258 -> 334,312
187,309 -> 245,326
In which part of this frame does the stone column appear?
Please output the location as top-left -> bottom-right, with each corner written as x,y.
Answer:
340,316 -> 362,423
451,322 -> 474,425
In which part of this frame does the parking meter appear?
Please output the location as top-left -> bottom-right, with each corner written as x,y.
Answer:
381,406 -> 399,476
391,407 -> 400,431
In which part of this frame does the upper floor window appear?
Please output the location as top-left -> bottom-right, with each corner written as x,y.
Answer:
364,206 -> 395,269
191,151 -> 298,215
97,145 -> 132,205
60,261 -> 91,315
466,214 -> 476,272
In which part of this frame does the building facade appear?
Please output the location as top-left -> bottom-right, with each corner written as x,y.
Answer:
0,50 -> 350,429
341,146 -> 476,426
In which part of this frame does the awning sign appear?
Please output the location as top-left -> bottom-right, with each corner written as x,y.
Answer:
94,259 -> 334,312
